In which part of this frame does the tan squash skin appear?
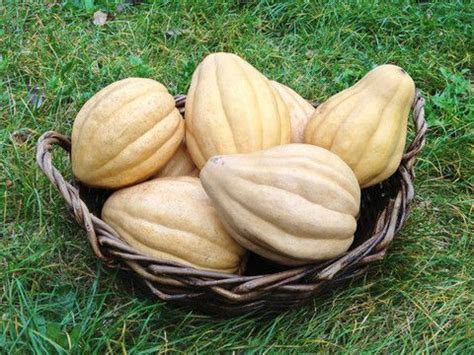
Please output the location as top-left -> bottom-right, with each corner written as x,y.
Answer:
200,144 -> 361,266
304,64 -> 415,188
270,81 -> 315,143
102,177 -> 246,274
185,52 -> 291,168
155,140 -> 199,178
72,78 -> 184,189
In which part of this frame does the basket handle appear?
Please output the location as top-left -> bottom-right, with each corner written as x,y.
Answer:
36,131 -> 107,260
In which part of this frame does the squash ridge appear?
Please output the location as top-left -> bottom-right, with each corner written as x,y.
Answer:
351,75 -> 404,175
232,55 -> 264,150
224,160 -> 359,210
228,177 -> 356,239
91,111 -> 182,179
108,219 -> 236,271
215,55 -> 240,152
187,63 -> 208,164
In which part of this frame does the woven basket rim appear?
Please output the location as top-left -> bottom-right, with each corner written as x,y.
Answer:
35,90 -> 427,316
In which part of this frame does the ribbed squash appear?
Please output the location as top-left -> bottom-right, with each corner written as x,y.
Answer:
200,144 -> 361,266
102,177 -> 246,274
72,78 -> 184,189
270,81 -> 315,143
304,64 -> 415,187
155,140 -> 199,178
185,52 -> 291,168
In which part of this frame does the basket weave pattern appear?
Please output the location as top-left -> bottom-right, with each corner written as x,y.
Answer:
36,91 -> 426,316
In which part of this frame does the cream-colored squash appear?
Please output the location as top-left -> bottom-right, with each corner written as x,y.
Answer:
155,140 -> 199,178
304,64 -> 415,187
200,144 -> 361,266
185,52 -> 291,168
270,81 -> 315,143
102,177 -> 246,274
72,78 -> 184,189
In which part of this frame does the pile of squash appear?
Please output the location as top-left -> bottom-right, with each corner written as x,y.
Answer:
72,52 -> 415,274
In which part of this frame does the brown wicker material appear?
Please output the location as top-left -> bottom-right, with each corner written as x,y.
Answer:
36,90 -> 427,316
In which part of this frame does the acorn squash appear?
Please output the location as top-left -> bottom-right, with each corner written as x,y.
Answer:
200,144 -> 361,266
304,65 -> 415,187
155,140 -> 199,178
72,78 -> 184,188
185,52 -> 291,168
270,81 -> 315,143
102,177 -> 246,274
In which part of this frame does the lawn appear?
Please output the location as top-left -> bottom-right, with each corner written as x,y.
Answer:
1,0 -> 472,353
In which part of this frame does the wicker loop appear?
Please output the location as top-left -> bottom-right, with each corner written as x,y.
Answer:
36,90 -> 426,316
36,132 -> 107,260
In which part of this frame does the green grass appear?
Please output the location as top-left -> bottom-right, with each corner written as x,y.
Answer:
1,0 -> 473,353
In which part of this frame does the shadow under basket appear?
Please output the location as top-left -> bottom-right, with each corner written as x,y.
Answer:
36,91 -> 427,317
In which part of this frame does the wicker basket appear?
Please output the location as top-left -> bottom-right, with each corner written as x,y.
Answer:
36,91 -> 426,316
